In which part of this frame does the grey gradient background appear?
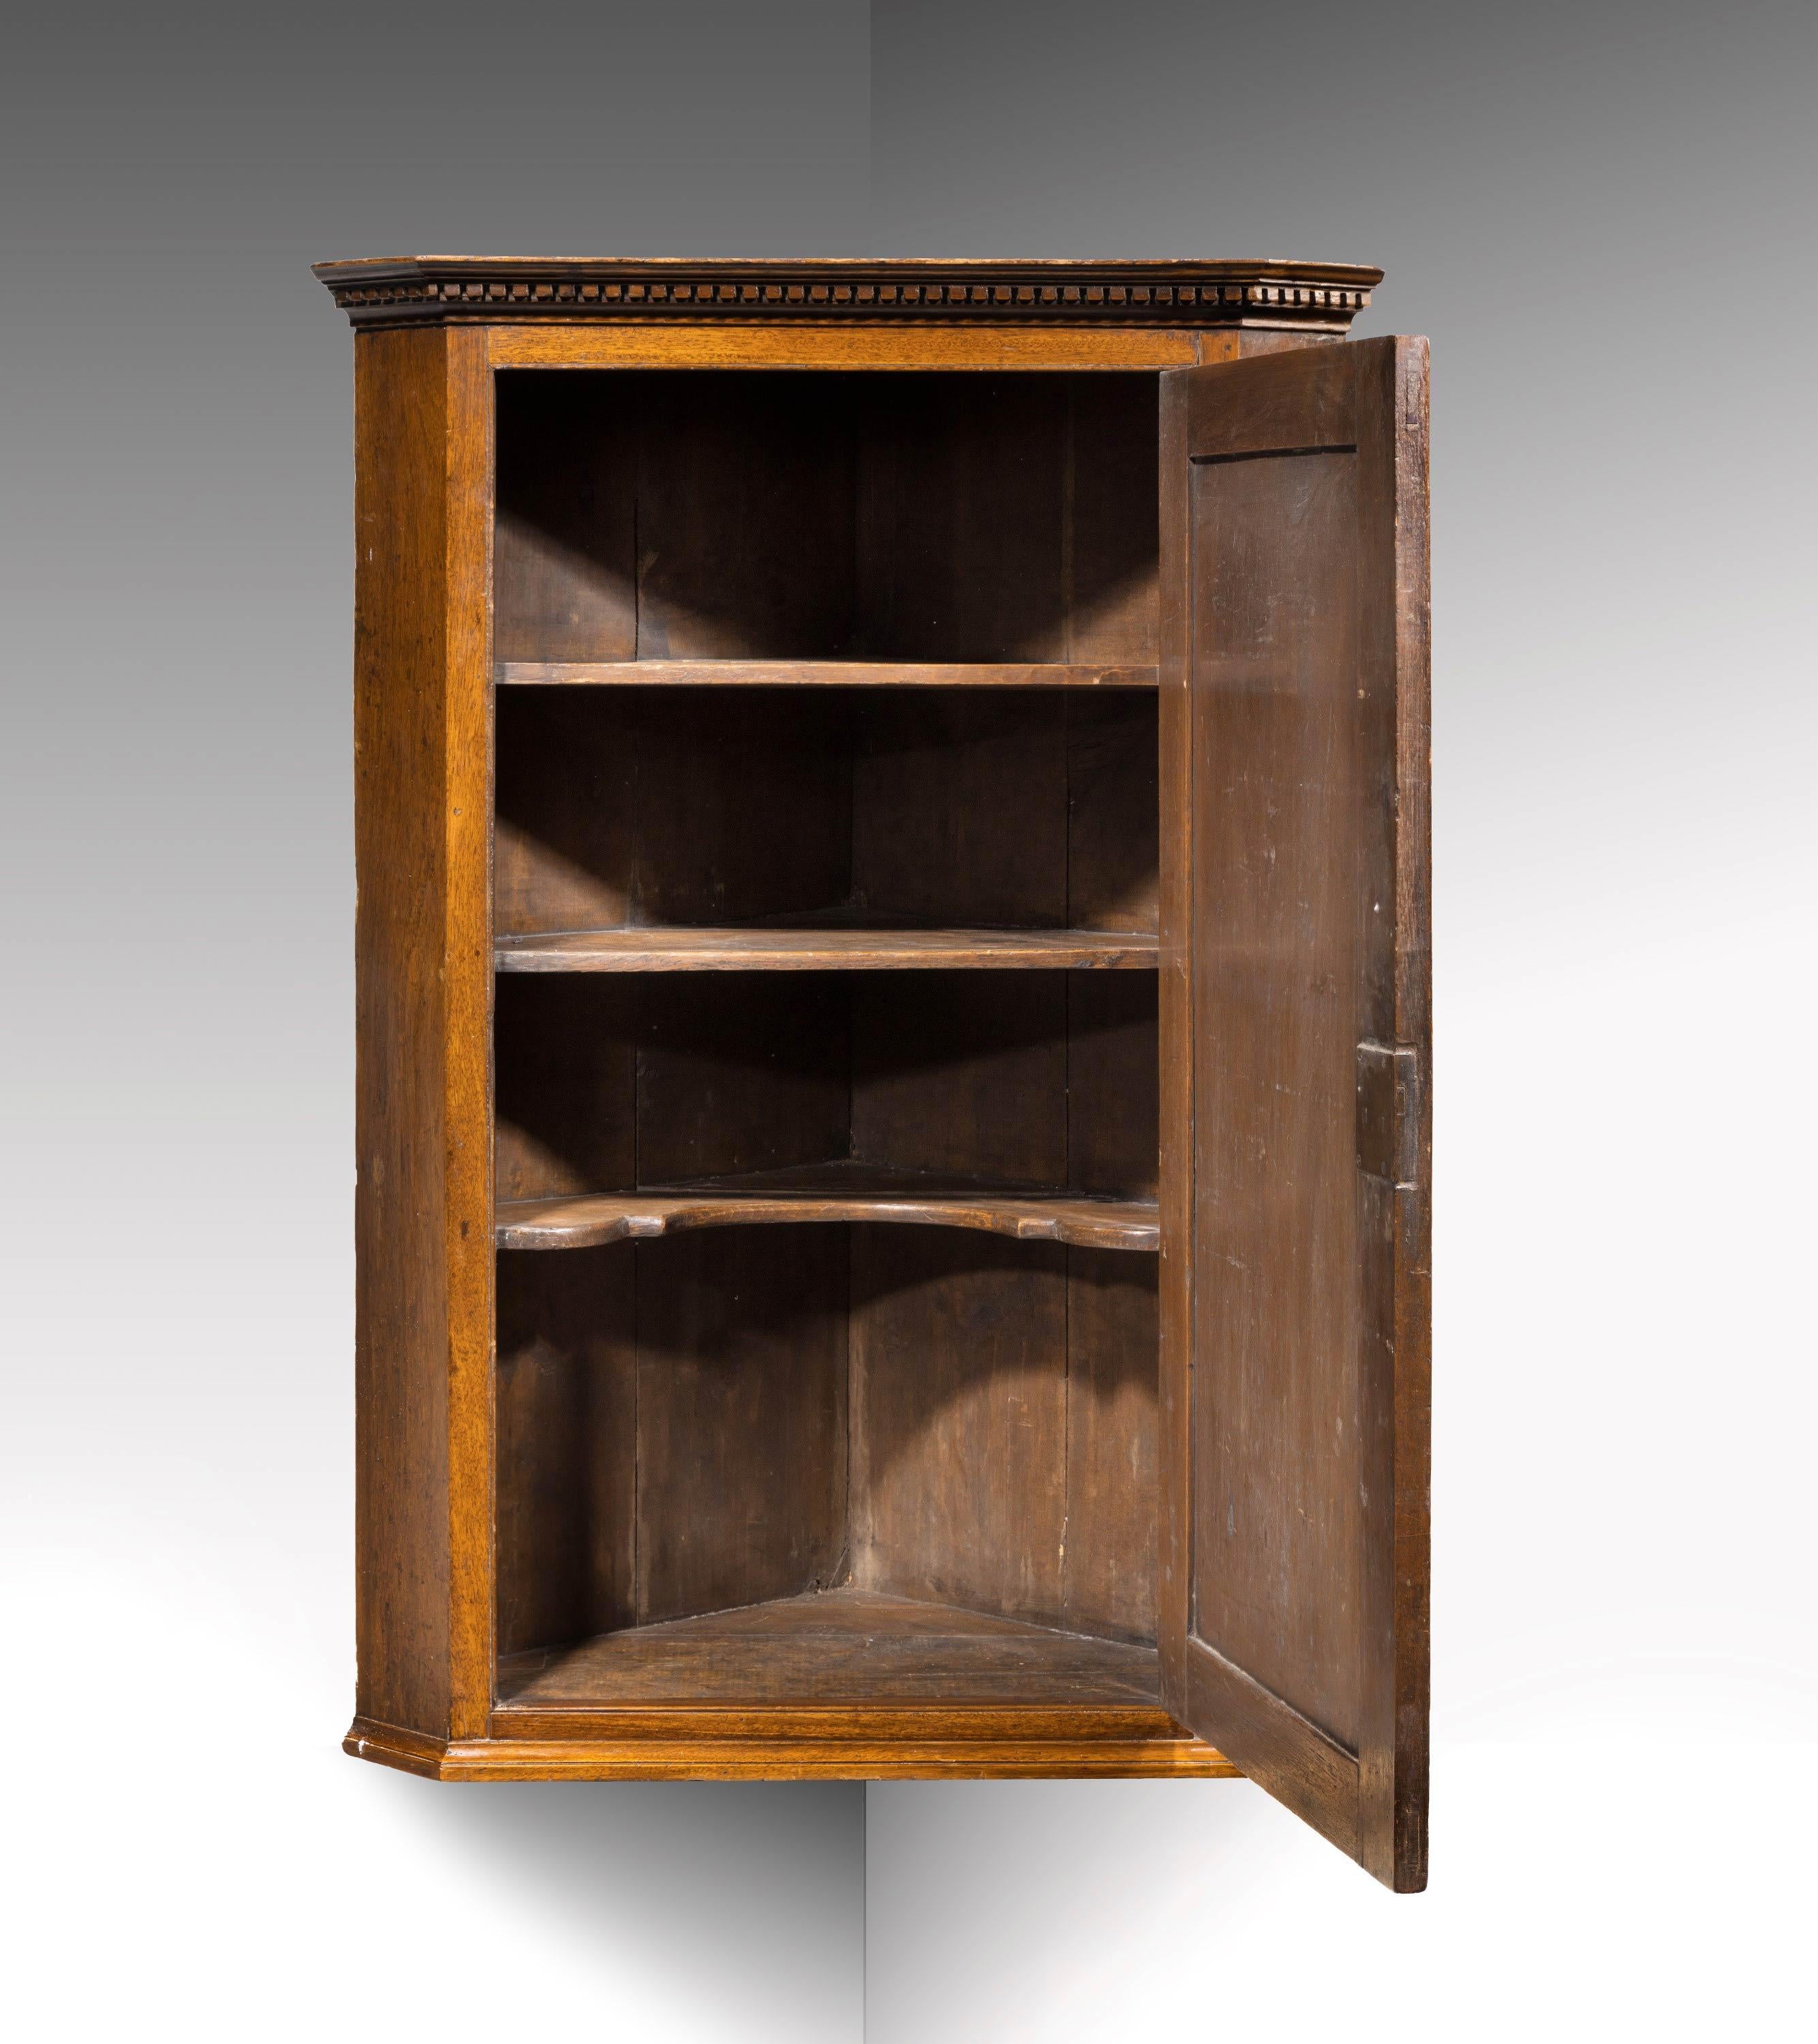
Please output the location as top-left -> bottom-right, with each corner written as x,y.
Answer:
4,3 -> 1813,2037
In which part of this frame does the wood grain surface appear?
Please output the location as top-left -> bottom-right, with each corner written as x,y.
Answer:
497,1588 -> 1158,1705
497,1186 -> 1160,1252
487,326 -> 1207,373
351,324 -> 494,1744
490,373 -> 1160,670
493,687 -> 1157,942
495,927 -> 1159,972
330,268 -> 1423,1839
499,660 -> 1158,688
1160,336 -> 1430,1890
345,1709 -> 1235,1781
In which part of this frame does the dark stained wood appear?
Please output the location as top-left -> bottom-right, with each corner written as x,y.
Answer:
1185,1637 -> 1359,1846
1156,365 -> 1194,1729
497,1186 -> 1160,1253
315,256 -> 1381,337
1065,374 -> 1163,666
1192,442 -> 1368,1751
850,690 -> 1068,927
1162,336 -> 1430,1890
849,1230 -> 1068,1629
329,255 -> 1420,1843
630,690 -> 854,927
351,324 -> 493,1745
495,1248 -> 636,1655
496,971 -> 1151,1209
632,1229 -> 848,1626
494,685 -> 1156,942
493,976 -> 636,1202
496,927 -> 1159,972
1357,335 -> 1433,1891
497,686 -> 850,938
495,687 -> 636,935
857,375 -> 1066,660
1066,971 -> 1160,1198
1184,341 -> 1359,460
490,373 -> 1161,674
497,659 -> 1158,688
493,373 -> 637,664
636,375 -> 859,659
1068,692 -> 1160,933
497,1589 -> 1158,1705
850,972 -> 1068,1187
1064,1250 -> 1160,1643
633,974 -> 850,1186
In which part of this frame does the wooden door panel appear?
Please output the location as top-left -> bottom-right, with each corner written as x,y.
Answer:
1159,338 -> 1430,1889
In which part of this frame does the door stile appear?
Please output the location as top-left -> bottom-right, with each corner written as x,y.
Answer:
1352,337 -> 1432,1887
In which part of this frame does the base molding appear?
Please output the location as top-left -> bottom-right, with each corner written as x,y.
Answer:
344,1712 -> 1236,1782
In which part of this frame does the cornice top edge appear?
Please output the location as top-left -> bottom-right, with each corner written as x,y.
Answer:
312,256 -> 1383,330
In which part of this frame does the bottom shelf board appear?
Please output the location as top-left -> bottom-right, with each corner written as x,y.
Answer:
497,1588 -> 1161,1708
496,1171 -> 1159,1252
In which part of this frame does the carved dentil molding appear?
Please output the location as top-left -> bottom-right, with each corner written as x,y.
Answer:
314,258 -> 1380,330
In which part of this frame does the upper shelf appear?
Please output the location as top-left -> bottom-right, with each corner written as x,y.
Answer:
495,927 -> 1159,973
496,660 -> 1158,690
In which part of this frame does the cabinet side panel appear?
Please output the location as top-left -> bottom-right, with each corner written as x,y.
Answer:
354,328 -> 451,1735
352,326 -> 493,1739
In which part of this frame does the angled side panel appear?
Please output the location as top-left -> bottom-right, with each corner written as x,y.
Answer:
352,325 -> 494,1741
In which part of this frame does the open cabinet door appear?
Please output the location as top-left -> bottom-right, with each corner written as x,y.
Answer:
1158,337 -> 1431,1890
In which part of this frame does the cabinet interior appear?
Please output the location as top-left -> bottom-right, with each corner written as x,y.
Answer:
491,369 -> 1169,1709
495,369 -> 1160,668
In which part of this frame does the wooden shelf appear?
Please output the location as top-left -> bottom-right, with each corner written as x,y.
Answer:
496,659 -> 1158,690
495,1588 -> 1164,1707
495,925 -> 1159,973
497,1169 -> 1160,1252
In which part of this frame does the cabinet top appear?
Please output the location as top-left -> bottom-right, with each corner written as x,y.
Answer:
313,256 -> 1381,333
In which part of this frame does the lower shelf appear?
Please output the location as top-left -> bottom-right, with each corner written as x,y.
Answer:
498,1589 -> 1162,1707
496,1173 -> 1159,1252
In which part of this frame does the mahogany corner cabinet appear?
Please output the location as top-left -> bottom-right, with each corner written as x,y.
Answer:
315,256 -> 1431,1891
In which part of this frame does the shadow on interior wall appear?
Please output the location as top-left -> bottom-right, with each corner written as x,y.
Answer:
401,1777 -> 865,2022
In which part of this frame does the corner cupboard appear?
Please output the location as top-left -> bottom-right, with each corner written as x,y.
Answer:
315,256 -> 1430,1891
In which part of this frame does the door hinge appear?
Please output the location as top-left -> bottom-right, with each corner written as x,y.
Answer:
1356,1041 -> 1422,1190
